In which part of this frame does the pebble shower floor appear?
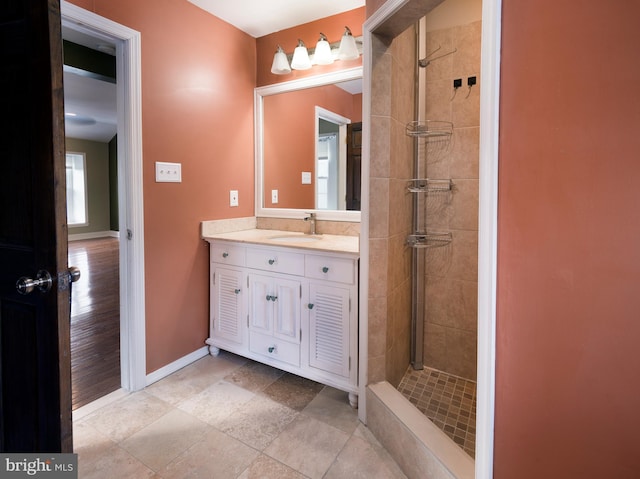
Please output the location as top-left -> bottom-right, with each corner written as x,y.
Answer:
397,366 -> 476,457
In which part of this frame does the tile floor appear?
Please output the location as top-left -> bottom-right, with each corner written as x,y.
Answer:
73,352 -> 407,478
397,366 -> 476,457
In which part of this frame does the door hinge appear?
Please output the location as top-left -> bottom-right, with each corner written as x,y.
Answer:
213,272 -> 216,285
349,356 -> 351,371
349,298 -> 351,312
127,228 -> 133,240
299,284 -> 302,298
247,314 -> 249,327
300,329 -> 302,342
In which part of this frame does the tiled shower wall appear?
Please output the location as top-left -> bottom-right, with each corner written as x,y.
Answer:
422,20 -> 480,380
368,25 -> 416,387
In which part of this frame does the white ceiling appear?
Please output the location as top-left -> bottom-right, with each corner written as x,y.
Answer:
62,1 -> 366,142
187,0 -> 365,38
64,69 -> 117,143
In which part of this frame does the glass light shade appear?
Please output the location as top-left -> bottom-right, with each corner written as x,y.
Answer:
337,26 -> 359,61
270,45 -> 291,75
290,39 -> 312,70
313,33 -> 334,65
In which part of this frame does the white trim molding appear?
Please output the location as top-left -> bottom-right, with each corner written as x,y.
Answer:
61,1 -> 147,392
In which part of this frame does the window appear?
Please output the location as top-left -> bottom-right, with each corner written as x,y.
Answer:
66,152 -> 88,226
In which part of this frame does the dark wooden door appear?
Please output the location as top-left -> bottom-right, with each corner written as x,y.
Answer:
346,122 -> 362,211
0,0 -> 72,452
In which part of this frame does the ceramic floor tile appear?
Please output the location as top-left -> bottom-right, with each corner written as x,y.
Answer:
120,409 -> 210,471
78,442 -> 157,479
264,414 -> 350,479
145,353 -> 246,406
218,394 -> 298,450
82,391 -> 173,442
224,360 -> 285,392
72,355 -> 407,479
237,454 -> 307,479
397,366 -> 476,457
302,386 -> 360,435
260,372 -> 325,411
158,427 -> 259,479
177,379 -> 255,427
324,426 -> 407,478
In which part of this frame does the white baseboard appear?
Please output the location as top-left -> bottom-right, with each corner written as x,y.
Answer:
69,230 -> 120,241
145,346 -> 210,386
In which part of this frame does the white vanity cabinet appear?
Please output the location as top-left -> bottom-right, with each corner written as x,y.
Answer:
248,272 -> 302,367
205,236 -> 359,407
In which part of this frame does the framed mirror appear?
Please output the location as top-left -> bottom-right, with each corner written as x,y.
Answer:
255,67 -> 363,221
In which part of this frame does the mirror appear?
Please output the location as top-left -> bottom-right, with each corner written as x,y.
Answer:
255,67 -> 362,221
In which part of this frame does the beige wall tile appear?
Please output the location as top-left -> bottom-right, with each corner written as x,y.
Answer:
370,116 -> 392,178
368,238 -> 389,298
450,126 -> 479,179
368,179 -> 390,239
450,179 -> 479,231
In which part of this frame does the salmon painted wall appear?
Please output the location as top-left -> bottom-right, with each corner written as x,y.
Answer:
256,7 -> 365,87
496,1 -> 640,477
263,86 -> 362,208
66,0 -> 256,373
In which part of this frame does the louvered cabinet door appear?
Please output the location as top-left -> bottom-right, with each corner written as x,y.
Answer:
212,266 -> 245,345
308,282 -> 351,378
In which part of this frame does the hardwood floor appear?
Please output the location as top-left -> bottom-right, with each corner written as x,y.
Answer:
68,237 -> 121,410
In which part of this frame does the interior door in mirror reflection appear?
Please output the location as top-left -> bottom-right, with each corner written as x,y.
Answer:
260,76 -> 362,212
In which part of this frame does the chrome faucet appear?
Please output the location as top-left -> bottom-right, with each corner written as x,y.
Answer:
304,212 -> 316,235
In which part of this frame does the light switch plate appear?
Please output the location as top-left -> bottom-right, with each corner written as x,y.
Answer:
155,162 -> 182,182
301,172 -> 312,184
271,189 -> 278,204
229,190 -> 239,207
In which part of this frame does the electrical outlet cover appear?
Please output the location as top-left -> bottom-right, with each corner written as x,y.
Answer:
229,190 -> 239,207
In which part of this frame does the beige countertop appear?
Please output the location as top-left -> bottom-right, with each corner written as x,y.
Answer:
203,229 -> 359,255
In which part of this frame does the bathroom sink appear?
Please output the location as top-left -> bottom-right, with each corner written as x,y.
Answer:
269,234 -> 322,243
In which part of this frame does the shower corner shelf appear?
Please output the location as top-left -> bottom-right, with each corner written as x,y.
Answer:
407,178 -> 453,193
406,232 -> 453,249
405,120 -> 453,139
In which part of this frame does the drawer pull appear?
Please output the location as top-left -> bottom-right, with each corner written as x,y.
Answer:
234,289 -> 241,294
268,258 -> 276,265
322,266 -> 329,273
265,295 -> 278,301
308,303 -> 314,310
268,345 -> 277,353
222,252 -> 229,258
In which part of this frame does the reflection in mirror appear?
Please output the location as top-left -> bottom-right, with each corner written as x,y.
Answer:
255,67 -> 362,222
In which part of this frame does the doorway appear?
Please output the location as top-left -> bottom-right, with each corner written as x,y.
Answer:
61,1 -> 147,398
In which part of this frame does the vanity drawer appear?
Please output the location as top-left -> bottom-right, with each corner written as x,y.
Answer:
305,255 -> 355,284
249,331 -> 300,367
246,248 -> 304,276
211,243 -> 245,266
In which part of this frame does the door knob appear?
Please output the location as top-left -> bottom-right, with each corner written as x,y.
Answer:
16,266 -> 81,295
16,270 -> 53,295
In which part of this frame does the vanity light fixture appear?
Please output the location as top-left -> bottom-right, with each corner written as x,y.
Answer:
270,26 -> 362,75
337,26 -> 359,61
290,39 -> 312,70
313,33 -> 334,65
270,45 -> 291,75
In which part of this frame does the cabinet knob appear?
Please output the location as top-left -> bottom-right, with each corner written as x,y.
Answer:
322,266 -> 329,273
222,252 -> 229,258
308,303 -> 314,310
268,346 -> 276,353
268,258 -> 276,265
234,289 -> 241,294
